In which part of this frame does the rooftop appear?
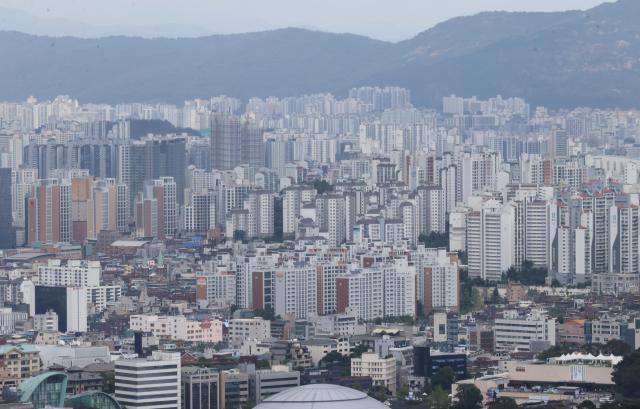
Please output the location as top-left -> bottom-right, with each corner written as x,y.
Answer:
255,384 -> 388,409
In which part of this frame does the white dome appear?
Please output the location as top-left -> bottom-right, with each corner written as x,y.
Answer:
254,384 -> 389,409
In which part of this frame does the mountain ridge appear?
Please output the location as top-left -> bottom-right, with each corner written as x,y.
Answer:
0,0 -> 638,109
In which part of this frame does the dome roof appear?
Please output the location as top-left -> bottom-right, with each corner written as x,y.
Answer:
254,384 -> 388,409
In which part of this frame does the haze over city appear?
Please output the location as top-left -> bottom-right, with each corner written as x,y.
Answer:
0,1 -> 639,409
1,0 -> 607,40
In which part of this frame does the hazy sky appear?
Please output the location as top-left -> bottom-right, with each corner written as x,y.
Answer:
0,0 -> 610,41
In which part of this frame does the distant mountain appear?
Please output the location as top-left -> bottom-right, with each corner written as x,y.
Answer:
0,0 -> 638,109
0,6 -> 215,38
373,0 -> 640,108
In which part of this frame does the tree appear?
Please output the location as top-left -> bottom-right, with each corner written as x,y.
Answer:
313,180 -> 334,194
429,386 -> 450,409
536,405 -> 570,409
613,350 -> 640,399
256,359 -> 271,369
101,372 -> 115,393
460,278 -> 473,314
603,339 -> 631,357
459,268 -> 489,314
577,401 -> 597,409
505,260 -> 547,285
319,351 -> 350,375
489,288 -> 503,305
489,397 -> 518,409
397,384 -> 410,400
431,366 -> 456,390
537,344 -> 574,361
369,385 -> 389,402
471,288 -> 484,311
381,315 -> 415,325
582,343 -> 604,356
599,404 -> 624,409
242,400 -> 255,409
453,384 -> 483,409
254,307 -> 276,321
350,344 -> 370,358
419,232 -> 449,249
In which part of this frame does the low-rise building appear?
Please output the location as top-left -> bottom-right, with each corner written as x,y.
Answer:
181,366 -> 220,409
254,365 -> 300,404
494,310 -> 556,352
413,346 -> 467,379
505,353 -> 620,387
228,317 -> 271,347
220,370 -> 249,409
33,310 -> 58,332
129,314 -> 223,343
115,351 -> 181,409
0,344 -> 42,388
587,315 -> 622,344
301,337 -> 350,366
0,308 -> 29,335
351,352 -> 397,395
556,319 -> 585,346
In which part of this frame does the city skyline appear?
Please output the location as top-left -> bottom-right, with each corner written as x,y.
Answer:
0,1 -> 639,408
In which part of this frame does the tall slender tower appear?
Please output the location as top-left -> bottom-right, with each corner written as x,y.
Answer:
0,168 -> 15,249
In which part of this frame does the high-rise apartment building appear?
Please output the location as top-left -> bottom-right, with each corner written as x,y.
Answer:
11,168 -> 38,234
524,199 -> 557,270
467,200 -> 515,281
119,136 -> 186,209
135,177 -> 177,239
316,194 -> 347,246
26,179 -> 72,244
417,185 -> 446,235
37,259 -> 101,288
210,114 -> 264,170
282,185 -> 316,238
610,204 -> 639,274
0,168 -> 15,249
183,191 -> 216,234
244,190 -> 274,239
336,259 -> 416,321
274,262 -> 317,320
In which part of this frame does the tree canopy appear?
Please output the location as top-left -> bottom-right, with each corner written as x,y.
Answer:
419,232 -> 449,249
431,366 -> 456,391
602,339 -> 631,357
453,384 -> 483,409
489,397 -> 518,409
539,339 -> 631,362
254,307 -> 276,321
577,401 -> 597,409
429,386 -> 450,409
313,180 -> 334,194
504,260 -> 547,285
537,344 -> 574,360
613,350 -> 640,399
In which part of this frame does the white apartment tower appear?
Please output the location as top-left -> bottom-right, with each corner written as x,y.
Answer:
467,200 -> 515,281
317,194 -> 346,246
524,200 -> 557,270
610,204 -> 639,274
244,190 -> 274,239
274,263 -> 317,319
